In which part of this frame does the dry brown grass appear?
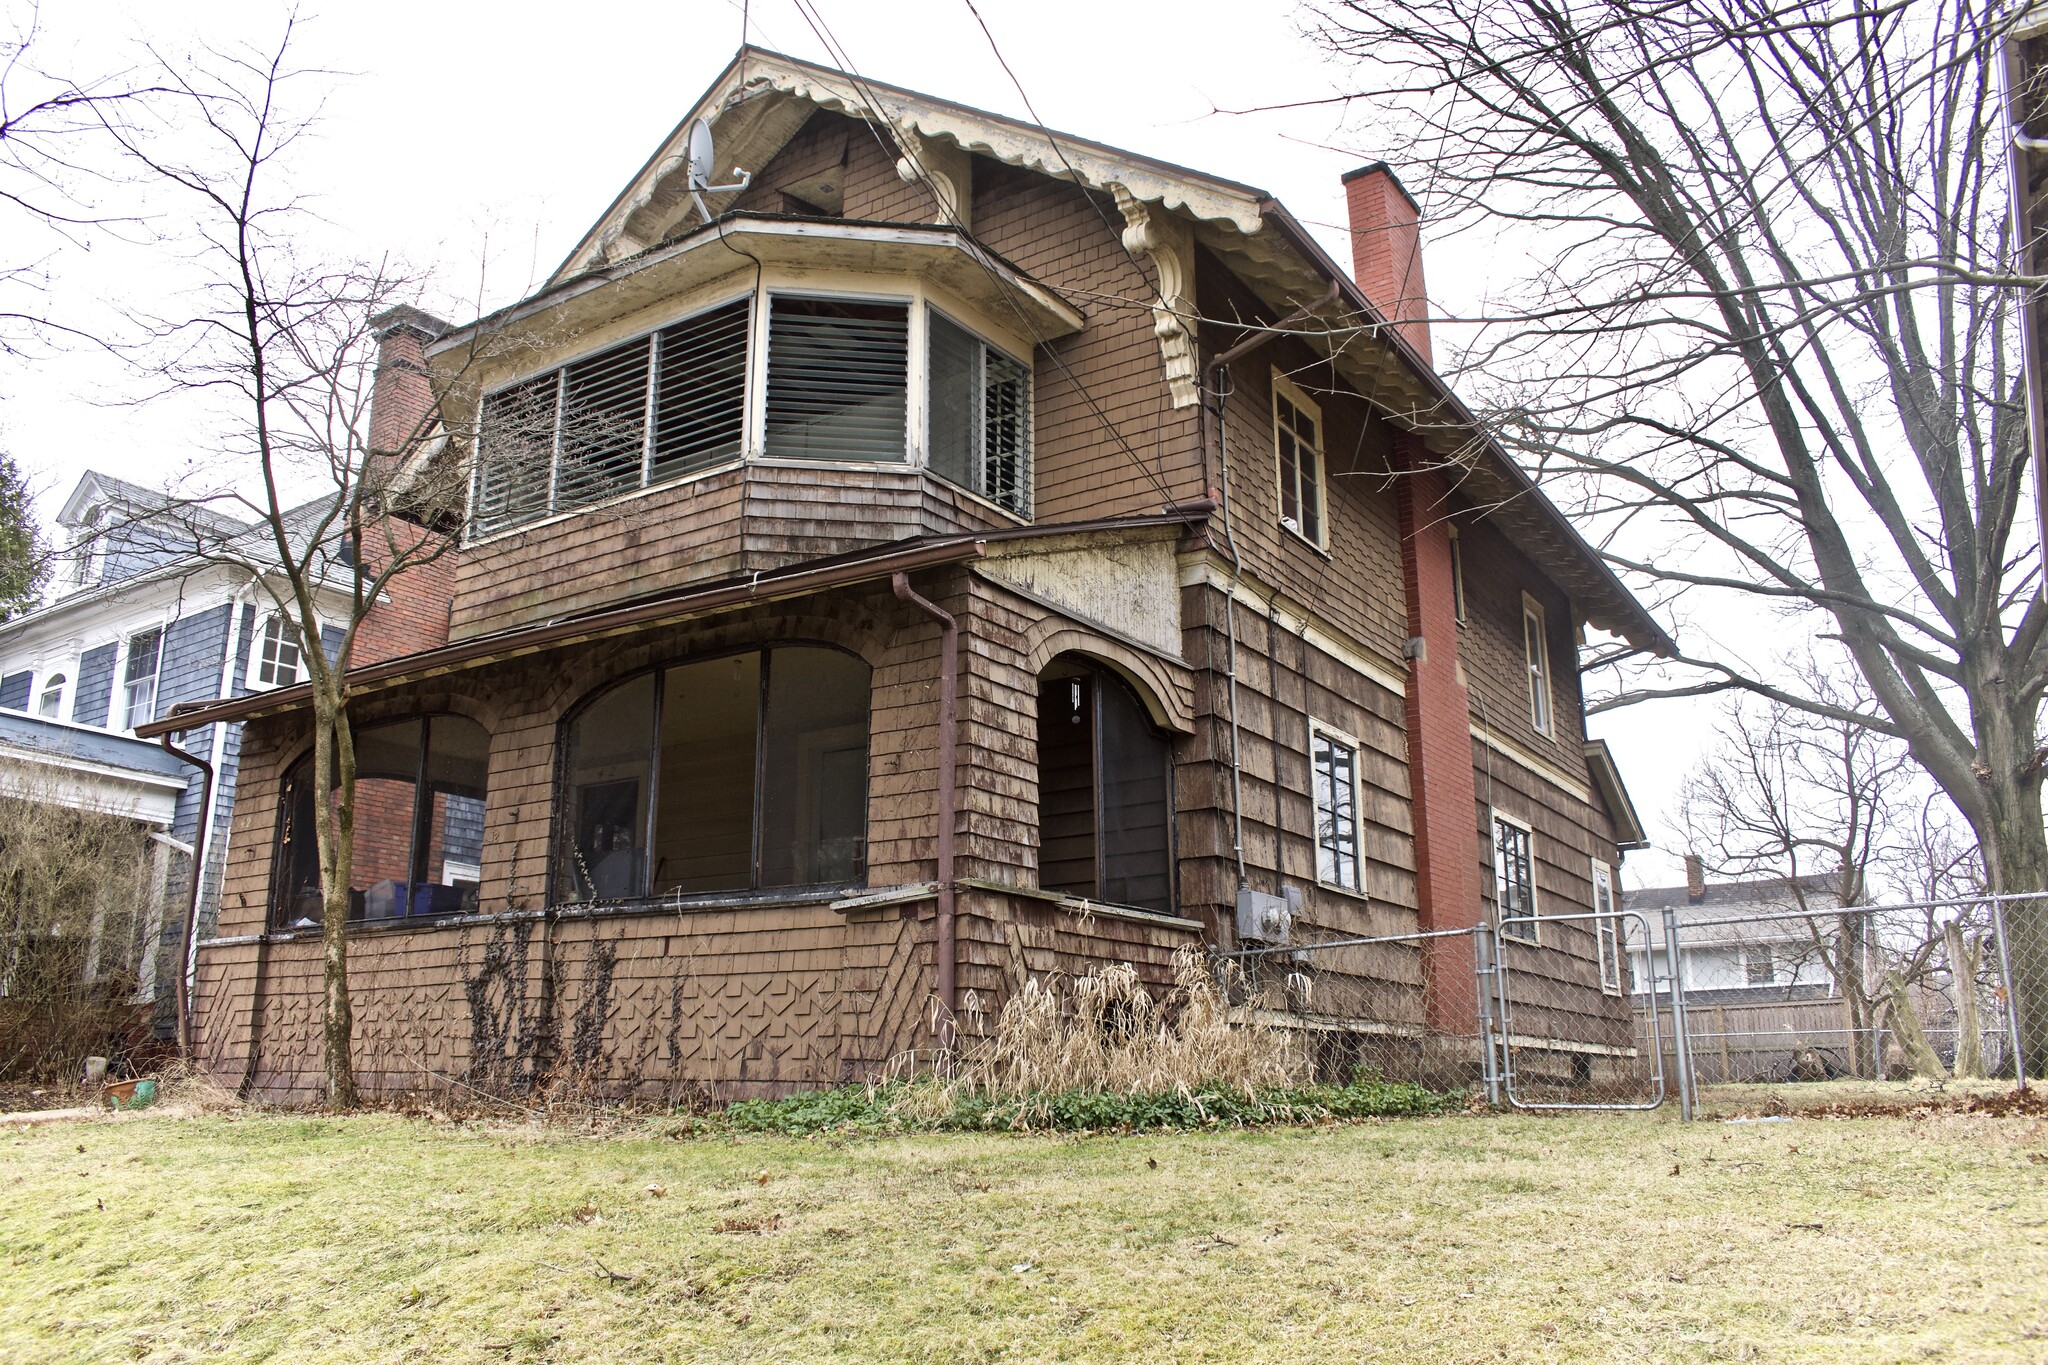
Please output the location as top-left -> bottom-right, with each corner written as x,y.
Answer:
947,948 -> 1305,1100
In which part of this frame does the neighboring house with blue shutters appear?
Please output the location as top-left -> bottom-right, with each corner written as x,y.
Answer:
0,472 -> 369,1029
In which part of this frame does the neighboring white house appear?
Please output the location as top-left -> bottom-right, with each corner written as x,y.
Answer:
0,472 -> 358,1029
1624,856 -> 1847,1003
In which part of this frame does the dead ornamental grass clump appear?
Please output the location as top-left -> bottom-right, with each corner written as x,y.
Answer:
958,949 -> 1306,1099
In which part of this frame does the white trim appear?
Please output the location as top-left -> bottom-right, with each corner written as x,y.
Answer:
245,609 -> 307,691
1522,591 -> 1555,739
1491,807 -> 1540,944
1307,717 -> 1367,895
1469,722 -> 1594,804
1176,553 -> 1409,696
1592,857 -> 1622,995
1270,368 -> 1329,552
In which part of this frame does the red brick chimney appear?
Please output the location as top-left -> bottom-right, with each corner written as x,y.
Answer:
1341,163 -> 1431,365
368,305 -> 448,476
1685,854 -> 1706,904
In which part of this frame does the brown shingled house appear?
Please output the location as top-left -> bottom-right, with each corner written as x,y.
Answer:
143,49 -> 1670,1101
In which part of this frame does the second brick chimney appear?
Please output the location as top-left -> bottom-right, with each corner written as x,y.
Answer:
1342,163 -> 1431,365
1685,854 -> 1707,904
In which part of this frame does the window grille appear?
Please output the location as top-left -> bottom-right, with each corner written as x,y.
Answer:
36,673 -> 64,720
764,296 -> 908,463
256,613 -> 303,688
928,309 -> 1032,516
1495,815 -> 1537,940
1311,726 -> 1363,891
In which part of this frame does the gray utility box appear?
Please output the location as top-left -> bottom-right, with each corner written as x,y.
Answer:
1235,885 -> 1304,945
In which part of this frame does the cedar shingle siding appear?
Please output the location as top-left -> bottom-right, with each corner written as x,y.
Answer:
186,53 -> 1654,1101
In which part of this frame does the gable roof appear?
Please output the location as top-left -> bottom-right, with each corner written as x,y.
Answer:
517,47 -> 1675,656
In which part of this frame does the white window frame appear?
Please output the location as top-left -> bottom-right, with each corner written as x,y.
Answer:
1271,370 -> 1328,551
1522,592 -> 1554,737
1592,857 -> 1622,994
1308,719 -> 1367,895
35,670 -> 66,722
120,626 -> 163,733
1448,526 -> 1467,626
1493,810 -> 1539,943
1743,943 -> 1777,987
248,611 -> 306,691
923,303 -> 1034,520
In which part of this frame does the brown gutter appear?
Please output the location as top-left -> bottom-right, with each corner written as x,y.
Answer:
891,572 -> 959,1051
157,734 -> 214,1058
137,508 -> 1214,739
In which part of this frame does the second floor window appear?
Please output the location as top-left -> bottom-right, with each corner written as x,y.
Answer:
1494,813 -> 1536,941
472,297 -> 751,537
37,673 -> 65,720
255,613 -> 304,688
122,628 -> 161,731
1523,594 -> 1553,736
1273,374 -> 1325,547
928,308 -> 1032,516
764,296 -> 910,463
1310,723 -> 1363,892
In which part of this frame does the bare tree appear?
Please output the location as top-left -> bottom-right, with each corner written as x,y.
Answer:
100,20 -> 492,1108
0,2 -> 169,354
1303,0 -> 2048,1058
1678,663 -> 1909,1075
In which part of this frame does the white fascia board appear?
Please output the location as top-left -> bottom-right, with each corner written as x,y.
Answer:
0,746 -> 187,826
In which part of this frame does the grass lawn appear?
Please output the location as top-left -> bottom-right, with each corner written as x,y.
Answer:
3,1097 -> 2045,1362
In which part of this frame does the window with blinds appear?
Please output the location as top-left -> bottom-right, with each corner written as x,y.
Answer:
470,298 -> 751,537
928,309 -> 1032,516
764,296 -> 909,463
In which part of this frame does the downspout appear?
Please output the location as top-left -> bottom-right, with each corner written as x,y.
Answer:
891,570 -> 958,1051
158,733 -> 215,1059
1199,281 -> 1340,894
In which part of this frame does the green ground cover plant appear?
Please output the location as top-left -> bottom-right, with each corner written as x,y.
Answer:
3,1095 -> 2043,1363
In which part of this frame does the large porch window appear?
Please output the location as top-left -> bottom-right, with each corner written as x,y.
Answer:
273,714 -> 491,928
555,644 -> 871,903
1036,660 -> 1174,913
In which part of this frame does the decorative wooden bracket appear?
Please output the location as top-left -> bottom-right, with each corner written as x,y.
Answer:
1112,185 -> 1199,409
894,124 -> 971,231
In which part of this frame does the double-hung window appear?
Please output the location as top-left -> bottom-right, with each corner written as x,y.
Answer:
1310,722 -> 1364,893
927,308 -> 1032,516
122,628 -> 161,731
1273,373 -> 1325,548
1523,593 -> 1553,736
1592,858 -> 1622,993
253,613 -> 304,689
472,297 -> 751,536
1494,813 -> 1537,941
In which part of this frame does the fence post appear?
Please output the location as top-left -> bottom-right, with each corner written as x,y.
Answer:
1662,902 -> 1695,1121
1474,926 -> 1503,1107
1989,894 -> 2029,1090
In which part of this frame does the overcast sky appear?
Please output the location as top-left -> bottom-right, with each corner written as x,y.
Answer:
2,0 -> 1706,887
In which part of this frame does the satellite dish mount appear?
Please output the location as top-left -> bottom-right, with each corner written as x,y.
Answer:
687,118 -> 752,223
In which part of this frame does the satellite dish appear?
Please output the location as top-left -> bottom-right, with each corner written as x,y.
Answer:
684,117 -> 752,223
687,118 -> 717,191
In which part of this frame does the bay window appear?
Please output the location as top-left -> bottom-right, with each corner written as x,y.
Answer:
928,308 -> 1032,516
556,645 -> 871,903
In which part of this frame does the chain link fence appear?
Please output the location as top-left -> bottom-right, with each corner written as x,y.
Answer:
1219,892 -> 2045,1118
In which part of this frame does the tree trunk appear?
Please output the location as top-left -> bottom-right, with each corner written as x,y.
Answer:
1944,921 -> 1985,1081
1883,969 -> 1948,1083
312,693 -> 359,1110
1838,915 -> 1876,1079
